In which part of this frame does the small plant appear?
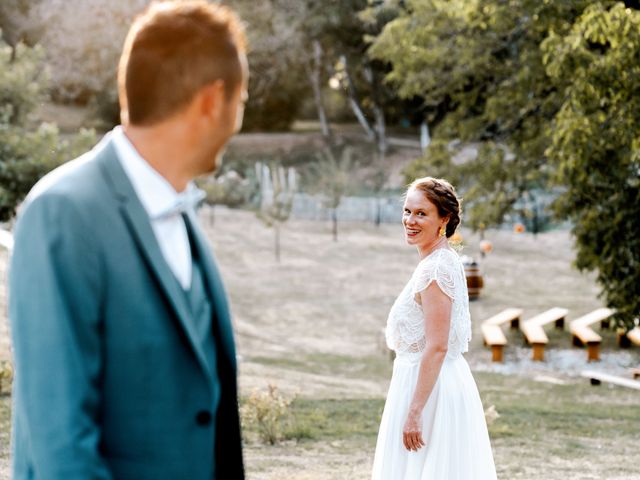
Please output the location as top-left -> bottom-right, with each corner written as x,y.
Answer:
0,360 -> 13,395
484,404 -> 499,426
198,170 -> 251,209
254,162 -> 297,262
240,383 -> 294,445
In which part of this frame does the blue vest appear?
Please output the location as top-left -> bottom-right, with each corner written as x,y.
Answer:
182,221 -> 221,464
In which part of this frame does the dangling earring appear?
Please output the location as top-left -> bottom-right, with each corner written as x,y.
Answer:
439,226 -> 446,237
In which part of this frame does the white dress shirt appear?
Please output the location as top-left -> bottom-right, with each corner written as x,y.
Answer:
111,126 -> 199,290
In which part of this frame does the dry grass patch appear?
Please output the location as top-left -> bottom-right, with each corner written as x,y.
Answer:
1,207 -> 639,479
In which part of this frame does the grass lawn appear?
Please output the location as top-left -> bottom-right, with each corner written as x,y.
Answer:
1,374 -> 638,479
1,207 -> 639,479
242,372 -> 640,479
0,395 -> 10,479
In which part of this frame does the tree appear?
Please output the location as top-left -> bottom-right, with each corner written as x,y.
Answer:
543,3 -> 640,330
197,170 -> 251,226
307,147 -> 355,241
0,33 -> 95,221
231,0 -> 310,132
2,0 -> 311,130
370,0 -> 639,329
12,0 -> 147,102
255,162 -> 297,262
369,0 -> 593,228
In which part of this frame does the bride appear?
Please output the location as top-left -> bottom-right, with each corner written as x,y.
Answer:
372,177 -> 497,479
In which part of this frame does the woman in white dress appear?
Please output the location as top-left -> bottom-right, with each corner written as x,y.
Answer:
372,177 -> 497,480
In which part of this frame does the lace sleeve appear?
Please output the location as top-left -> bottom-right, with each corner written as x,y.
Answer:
411,251 -> 457,301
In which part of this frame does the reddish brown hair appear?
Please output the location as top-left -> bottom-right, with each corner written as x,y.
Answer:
407,177 -> 461,237
118,0 -> 246,126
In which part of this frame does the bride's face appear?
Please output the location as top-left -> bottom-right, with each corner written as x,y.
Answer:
402,188 -> 446,248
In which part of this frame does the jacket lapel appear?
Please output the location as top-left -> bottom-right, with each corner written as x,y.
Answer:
183,210 -> 238,371
95,139 -> 212,378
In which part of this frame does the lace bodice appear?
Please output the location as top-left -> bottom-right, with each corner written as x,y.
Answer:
385,248 -> 472,360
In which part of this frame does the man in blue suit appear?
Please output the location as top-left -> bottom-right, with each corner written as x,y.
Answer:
9,1 -> 248,478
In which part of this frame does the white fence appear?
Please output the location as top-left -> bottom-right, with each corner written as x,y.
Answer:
290,193 -> 404,224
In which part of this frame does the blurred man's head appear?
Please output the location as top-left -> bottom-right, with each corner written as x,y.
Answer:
118,0 -> 247,128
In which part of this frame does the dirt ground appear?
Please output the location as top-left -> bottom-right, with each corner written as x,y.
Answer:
1,206 -> 639,479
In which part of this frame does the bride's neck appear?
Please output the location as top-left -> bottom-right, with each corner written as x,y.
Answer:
418,236 -> 448,259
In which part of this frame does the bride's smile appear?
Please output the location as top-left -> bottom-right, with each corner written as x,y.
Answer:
403,188 -> 448,257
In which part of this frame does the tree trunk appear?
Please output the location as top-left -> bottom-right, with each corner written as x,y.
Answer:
420,120 -> 431,153
373,149 -> 386,228
373,103 -> 387,155
307,40 -> 331,139
275,223 -> 281,263
348,98 -> 375,139
364,64 -> 388,155
375,197 -> 382,227
332,208 -> 338,242
341,55 -> 375,140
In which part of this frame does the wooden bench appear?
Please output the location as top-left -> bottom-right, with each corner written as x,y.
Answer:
481,325 -> 507,362
481,308 -> 523,362
581,370 -> 640,391
483,308 -> 523,329
520,307 -> 569,361
569,308 -> 615,362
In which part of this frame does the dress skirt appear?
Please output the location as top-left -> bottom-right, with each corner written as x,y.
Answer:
372,354 -> 497,480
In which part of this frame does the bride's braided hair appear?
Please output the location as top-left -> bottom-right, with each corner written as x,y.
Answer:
407,177 -> 461,238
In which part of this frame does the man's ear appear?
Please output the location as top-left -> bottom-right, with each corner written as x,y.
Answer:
198,79 -> 226,121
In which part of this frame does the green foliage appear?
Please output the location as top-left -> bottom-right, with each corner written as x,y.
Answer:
0,40 -> 47,126
369,0 -> 595,225
232,0 -> 310,132
403,139 -> 524,229
306,147 -> 355,210
543,3 -> 640,329
305,146 -> 356,240
370,0 -> 639,329
0,34 -> 96,221
0,122 -> 95,220
197,170 -> 251,208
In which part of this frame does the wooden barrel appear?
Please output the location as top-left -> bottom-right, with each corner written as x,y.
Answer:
464,261 -> 484,300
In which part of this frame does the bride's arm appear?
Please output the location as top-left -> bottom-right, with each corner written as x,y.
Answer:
402,282 -> 452,452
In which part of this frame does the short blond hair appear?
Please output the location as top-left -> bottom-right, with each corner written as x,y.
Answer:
118,0 -> 246,126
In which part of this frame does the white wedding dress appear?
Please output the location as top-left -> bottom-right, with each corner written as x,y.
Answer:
372,248 -> 497,480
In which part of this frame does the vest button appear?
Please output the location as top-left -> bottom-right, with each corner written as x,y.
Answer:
195,410 -> 212,426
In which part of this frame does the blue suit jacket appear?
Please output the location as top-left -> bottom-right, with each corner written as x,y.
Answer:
9,136 -> 244,479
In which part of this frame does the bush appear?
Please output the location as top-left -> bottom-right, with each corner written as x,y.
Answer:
0,33 -> 97,221
240,384 -> 294,445
197,170 -> 251,208
0,122 -> 96,220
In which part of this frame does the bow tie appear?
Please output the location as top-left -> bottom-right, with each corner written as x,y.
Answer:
154,186 -> 206,220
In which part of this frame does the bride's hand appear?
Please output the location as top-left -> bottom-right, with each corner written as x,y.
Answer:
402,411 -> 425,452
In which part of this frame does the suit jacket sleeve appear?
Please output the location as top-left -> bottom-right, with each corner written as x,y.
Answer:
9,193 -> 112,479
